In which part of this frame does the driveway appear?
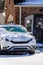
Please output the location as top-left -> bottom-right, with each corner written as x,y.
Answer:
0,53 -> 43,65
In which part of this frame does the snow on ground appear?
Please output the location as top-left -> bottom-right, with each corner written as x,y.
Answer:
0,53 -> 43,65
35,43 -> 43,53
36,43 -> 43,47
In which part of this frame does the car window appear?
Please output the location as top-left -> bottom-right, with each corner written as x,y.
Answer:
1,26 -> 27,33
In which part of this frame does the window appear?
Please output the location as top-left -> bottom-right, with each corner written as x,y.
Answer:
0,0 -> 5,11
26,20 -> 32,32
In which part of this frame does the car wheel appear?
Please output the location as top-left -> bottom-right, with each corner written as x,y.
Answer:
28,49 -> 35,54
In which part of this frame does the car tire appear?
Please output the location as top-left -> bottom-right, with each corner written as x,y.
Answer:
29,49 -> 35,54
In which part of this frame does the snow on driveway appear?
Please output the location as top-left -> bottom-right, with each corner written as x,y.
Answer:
36,43 -> 43,53
0,53 -> 43,65
36,43 -> 43,47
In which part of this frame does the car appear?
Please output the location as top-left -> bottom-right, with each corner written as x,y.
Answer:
0,25 -> 36,54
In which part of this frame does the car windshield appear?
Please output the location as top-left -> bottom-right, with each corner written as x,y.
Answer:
1,26 -> 27,33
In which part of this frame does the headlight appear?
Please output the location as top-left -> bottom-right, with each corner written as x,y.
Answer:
28,38 -> 33,42
3,46 -> 9,49
5,38 -> 9,42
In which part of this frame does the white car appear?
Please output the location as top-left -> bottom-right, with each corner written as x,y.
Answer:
0,25 -> 36,54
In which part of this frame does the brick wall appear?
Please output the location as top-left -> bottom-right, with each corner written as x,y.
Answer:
5,0 -> 15,24
15,7 -> 43,26
15,7 -> 19,24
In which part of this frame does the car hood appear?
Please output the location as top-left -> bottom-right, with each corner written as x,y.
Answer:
1,32 -> 34,42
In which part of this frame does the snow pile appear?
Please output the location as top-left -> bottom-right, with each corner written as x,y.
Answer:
36,43 -> 43,47
36,43 -> 43,52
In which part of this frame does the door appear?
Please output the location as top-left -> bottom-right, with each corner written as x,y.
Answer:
33,14 -> 43,43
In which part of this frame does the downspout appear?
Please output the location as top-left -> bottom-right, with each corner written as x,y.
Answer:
19,6 -> 21,25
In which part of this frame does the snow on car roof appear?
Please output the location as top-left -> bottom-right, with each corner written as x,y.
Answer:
0,25 -> 22,27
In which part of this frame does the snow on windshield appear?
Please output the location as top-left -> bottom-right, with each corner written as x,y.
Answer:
0,28 -> 7,34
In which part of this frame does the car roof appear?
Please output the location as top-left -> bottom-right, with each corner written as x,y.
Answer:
0,24 -> 22,27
